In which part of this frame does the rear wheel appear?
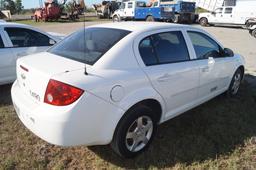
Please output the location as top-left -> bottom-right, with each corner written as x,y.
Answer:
113,15 -> 120,22
199,17 -> 208,26
146,15 -> 155,22
252,29 -> 256,38
174,15 -> 180,23
111,105 -> 157,158
227,68 -> 243,97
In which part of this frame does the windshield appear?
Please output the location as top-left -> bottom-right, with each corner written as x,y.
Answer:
48,28 -> 131,65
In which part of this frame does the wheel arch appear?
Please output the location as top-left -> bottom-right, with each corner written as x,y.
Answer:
237,65 -> 245,81
118,87 -> 166,123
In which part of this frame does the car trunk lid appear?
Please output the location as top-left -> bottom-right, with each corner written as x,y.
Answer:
16,52 -> 87,104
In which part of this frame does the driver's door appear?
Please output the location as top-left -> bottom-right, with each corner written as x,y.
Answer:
124,1 -> 135,17
187,31 -> 234,100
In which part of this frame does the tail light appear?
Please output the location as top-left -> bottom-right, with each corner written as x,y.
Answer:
44,79 -> 84,106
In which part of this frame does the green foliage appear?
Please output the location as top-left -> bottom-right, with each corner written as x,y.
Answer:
2,0 -> 23,14
3,0 -> 16,14
15,0 -> 23,14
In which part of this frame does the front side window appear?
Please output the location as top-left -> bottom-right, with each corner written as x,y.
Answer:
224,8 -> 233,14
5,28 -> 51,47
188,31 -> 222,59
139,31 -> 190,66
120,3 -> 125,9
49,28 -> 130,65
215,8 -> 223,14
128,2 -> 133,8
0,35 -> 4,48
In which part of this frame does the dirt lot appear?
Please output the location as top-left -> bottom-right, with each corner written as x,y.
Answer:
1,22 -> 256,170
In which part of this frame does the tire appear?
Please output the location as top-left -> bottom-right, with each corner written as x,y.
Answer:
113,15 -> 120,22
252,29 -> 256,38
146,15 -> 155,22
174,15 -> 180,23
199,17 -> 208,26
227,68 -> 243,97
111,105 -> 157,158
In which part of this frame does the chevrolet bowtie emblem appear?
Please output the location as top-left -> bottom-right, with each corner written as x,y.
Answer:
21,73 -> 26,80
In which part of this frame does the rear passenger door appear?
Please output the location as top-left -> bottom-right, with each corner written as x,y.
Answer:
4,27 -> 54,60
136,30 -> 199,119
222,7 -> 234,24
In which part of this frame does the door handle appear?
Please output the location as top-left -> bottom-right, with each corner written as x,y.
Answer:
17,52 -> 27,57
157,73 -> 171,82
201,66 -> 210,72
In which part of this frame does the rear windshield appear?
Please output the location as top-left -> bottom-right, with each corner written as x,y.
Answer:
49,28 -> 131,65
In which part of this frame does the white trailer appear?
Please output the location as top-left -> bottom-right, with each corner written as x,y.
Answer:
186,0 -> 224,11
198,0 -> 256,27
187,0 -> 256,11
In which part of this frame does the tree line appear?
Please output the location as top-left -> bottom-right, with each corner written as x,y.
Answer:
0,0 -> 24,14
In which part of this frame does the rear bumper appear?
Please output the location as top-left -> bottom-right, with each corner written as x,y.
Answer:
11,80 -> 124,146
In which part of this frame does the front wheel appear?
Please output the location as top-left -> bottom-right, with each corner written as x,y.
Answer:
199,17 -> 208,26
227,68 -> 243,96
111,105 -> 157,158
146,15 -> 155,22
252,29 -> 256,38
113,15 -> 120,22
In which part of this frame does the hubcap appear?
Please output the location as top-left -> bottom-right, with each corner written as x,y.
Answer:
125,116 -> 153,152
113,17 -> 119,22
231,73 -> 241,94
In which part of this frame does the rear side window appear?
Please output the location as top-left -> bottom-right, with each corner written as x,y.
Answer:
0,35 -> 4,48
224,8 -> 232,14
5,28 -> 51,47
139,31 -> 190,66
188,31 -> 222,59
49,28 -> 131,65
139,37 -> 158,66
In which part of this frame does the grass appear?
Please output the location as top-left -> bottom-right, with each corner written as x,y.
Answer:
10,17 -> 110,26
1,74 -> 256,169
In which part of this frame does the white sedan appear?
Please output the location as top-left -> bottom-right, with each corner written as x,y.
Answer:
11,22 -> 245,158
0,22 -> 64,85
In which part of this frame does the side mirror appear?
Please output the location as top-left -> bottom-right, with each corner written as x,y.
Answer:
211,11 -> 216,15
223,48 -> 234,57
49,39 -> 56,45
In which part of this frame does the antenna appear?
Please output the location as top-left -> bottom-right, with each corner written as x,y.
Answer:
83,10 -> 88,75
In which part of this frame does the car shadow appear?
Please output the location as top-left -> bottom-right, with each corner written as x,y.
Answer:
89,73 -> 256,169
0,84 -> 12,106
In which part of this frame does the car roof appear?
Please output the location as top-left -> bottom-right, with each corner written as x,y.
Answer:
0,22 -> 28,27
87,22 -> 194,33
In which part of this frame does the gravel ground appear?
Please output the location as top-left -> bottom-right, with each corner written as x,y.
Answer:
38,22 -> 256,85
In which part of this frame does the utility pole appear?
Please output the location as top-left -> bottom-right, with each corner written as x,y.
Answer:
0,0 -> 3,10
39,0 -> 43,8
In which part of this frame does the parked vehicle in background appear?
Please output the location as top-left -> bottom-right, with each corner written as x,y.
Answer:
34,0 -> 85,22
112,0 -> 174,22
93,1 -> 121,19
199,4 -> 256,27
0,22 -> 64,85
160,0 -> 197,23
186,0 -> 224,11
12,22 -> 245,158
249,24 -> 256,38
